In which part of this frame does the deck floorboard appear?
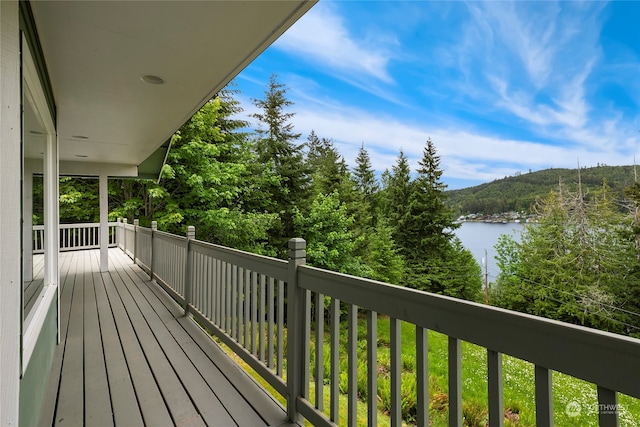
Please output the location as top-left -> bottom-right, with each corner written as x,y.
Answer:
40,249 -> 291,427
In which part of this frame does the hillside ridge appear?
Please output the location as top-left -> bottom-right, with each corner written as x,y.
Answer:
445,165 -> 637,215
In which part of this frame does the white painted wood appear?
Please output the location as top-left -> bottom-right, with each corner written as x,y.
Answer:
99,174 -> 108,272
60,160 -> 137,177
0,1 -> 22,424
23,162 -> 34,281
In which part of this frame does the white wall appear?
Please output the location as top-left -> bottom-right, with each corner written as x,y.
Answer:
0,0 -> 24,424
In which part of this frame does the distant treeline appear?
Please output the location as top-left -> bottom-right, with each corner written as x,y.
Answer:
445,165 -> 638,215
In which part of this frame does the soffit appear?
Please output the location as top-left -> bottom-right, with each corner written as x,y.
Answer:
29,0 -> 315,177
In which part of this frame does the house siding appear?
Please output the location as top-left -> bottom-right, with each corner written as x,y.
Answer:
0,0 -> 23,424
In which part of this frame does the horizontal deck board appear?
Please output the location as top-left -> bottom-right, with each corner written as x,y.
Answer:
40,248 -> 290,427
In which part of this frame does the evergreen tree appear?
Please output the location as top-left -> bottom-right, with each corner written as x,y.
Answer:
494,182 -> 640,335
352,143 -> 379,227
382,149 -> 412,246
251,74 -> 310,254
305,130 -> 348,199
400,138 -> 482,299
353,143 -> 379,203
110,90 -> 278,254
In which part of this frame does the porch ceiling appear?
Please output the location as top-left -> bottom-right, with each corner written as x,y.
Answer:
29,0 -> 315,179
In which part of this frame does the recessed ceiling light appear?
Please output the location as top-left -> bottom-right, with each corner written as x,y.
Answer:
75,154 -> 89,158
29,130 -> 44,135
140,74 -> 165,85
72,135 -> 89,140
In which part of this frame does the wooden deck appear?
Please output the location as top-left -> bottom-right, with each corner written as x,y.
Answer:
39,248 -> 296,427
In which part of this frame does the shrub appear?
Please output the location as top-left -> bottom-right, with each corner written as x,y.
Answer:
462,400 -> 488,427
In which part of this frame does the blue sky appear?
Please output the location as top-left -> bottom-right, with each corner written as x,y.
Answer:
233,1 -> 640,189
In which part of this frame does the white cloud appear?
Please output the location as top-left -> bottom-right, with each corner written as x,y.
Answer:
241,92 -> 636,186
274,3 -> 395,84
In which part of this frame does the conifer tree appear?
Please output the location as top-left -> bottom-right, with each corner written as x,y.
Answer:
251,74 -> 310,254
400,138 -> 482,299
305,130 -> 348,199
381,149 -> 413,253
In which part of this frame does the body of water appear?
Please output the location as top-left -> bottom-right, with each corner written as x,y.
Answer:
454,221 -> 526,282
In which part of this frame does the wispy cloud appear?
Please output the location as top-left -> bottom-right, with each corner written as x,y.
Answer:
274,3 -> 396,84
235,1 -> 640,188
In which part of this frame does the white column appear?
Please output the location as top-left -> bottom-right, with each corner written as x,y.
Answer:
43,134 -> 59,291
23,163 -> 34,282
99,174 -> 108,272
0,0 -> 23,424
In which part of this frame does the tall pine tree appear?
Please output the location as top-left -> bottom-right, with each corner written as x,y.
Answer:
382,149 -> 412,249
251,74 -> 310,254
400,138 -> 481,300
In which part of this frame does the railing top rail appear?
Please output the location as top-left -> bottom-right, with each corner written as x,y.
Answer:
191,239 -> 288,281
153,229 -> 186,244
33,222 -> 118,230
298,264 -> 640,399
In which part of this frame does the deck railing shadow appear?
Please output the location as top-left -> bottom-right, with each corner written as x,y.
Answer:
116,219 -> 640,427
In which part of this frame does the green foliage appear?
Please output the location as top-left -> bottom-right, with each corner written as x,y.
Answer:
394,139 -> 483,300
493,184 -> 640,335
447,165 -> 638,216
360,220 -> 405,284
252,74 -> 311,254
59,177 -> 99,223
293,191 -> 368,276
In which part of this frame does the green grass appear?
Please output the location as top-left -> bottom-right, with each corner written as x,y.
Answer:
214,316 -> 640,426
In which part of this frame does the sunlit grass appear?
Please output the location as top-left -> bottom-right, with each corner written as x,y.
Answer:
212,316 -> 640,426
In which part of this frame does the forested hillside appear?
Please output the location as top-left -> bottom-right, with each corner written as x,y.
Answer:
446,165 -> 637,215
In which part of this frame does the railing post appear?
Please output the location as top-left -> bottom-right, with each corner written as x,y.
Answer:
133,219 -> 139,265
183,226 -> 195,316
150,221 -> 157,282
123,218 -> 128,256
116,218 -> 121,249
286,238 -> 306,422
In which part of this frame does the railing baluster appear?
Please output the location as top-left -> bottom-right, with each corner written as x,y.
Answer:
488,349 -> 504,427
259,274 -> 266,362
277,279 -> 284,377
227,263 -> 233,333
221,262 -> 227,331
244,269 -> 250,349
231,264 -> 238,340
238,267 -> 246,346
416,326 -> 428,427
348,304 -> 358,427
368,311 -> 377,427
330,297 -> 340,423
251,271 -> 257,356
203,255 -> 210,318
267,277 -> 275,369
303,288 -> 311,400
535,365 -> 553,427
242,269 -> 251,350
213,259 -> 219,325
315,292 -> 325,411
390,317 -> 401,427
449,337 -> 462,427
597,386 -> 619,427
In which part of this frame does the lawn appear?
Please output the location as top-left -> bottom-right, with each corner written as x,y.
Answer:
216,314 -> 640,426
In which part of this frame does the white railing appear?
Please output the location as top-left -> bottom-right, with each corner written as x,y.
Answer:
33,222 -> 117,253
117,220 -> 640,427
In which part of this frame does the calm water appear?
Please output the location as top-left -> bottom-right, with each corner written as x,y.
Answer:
454,222 -> 525,281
